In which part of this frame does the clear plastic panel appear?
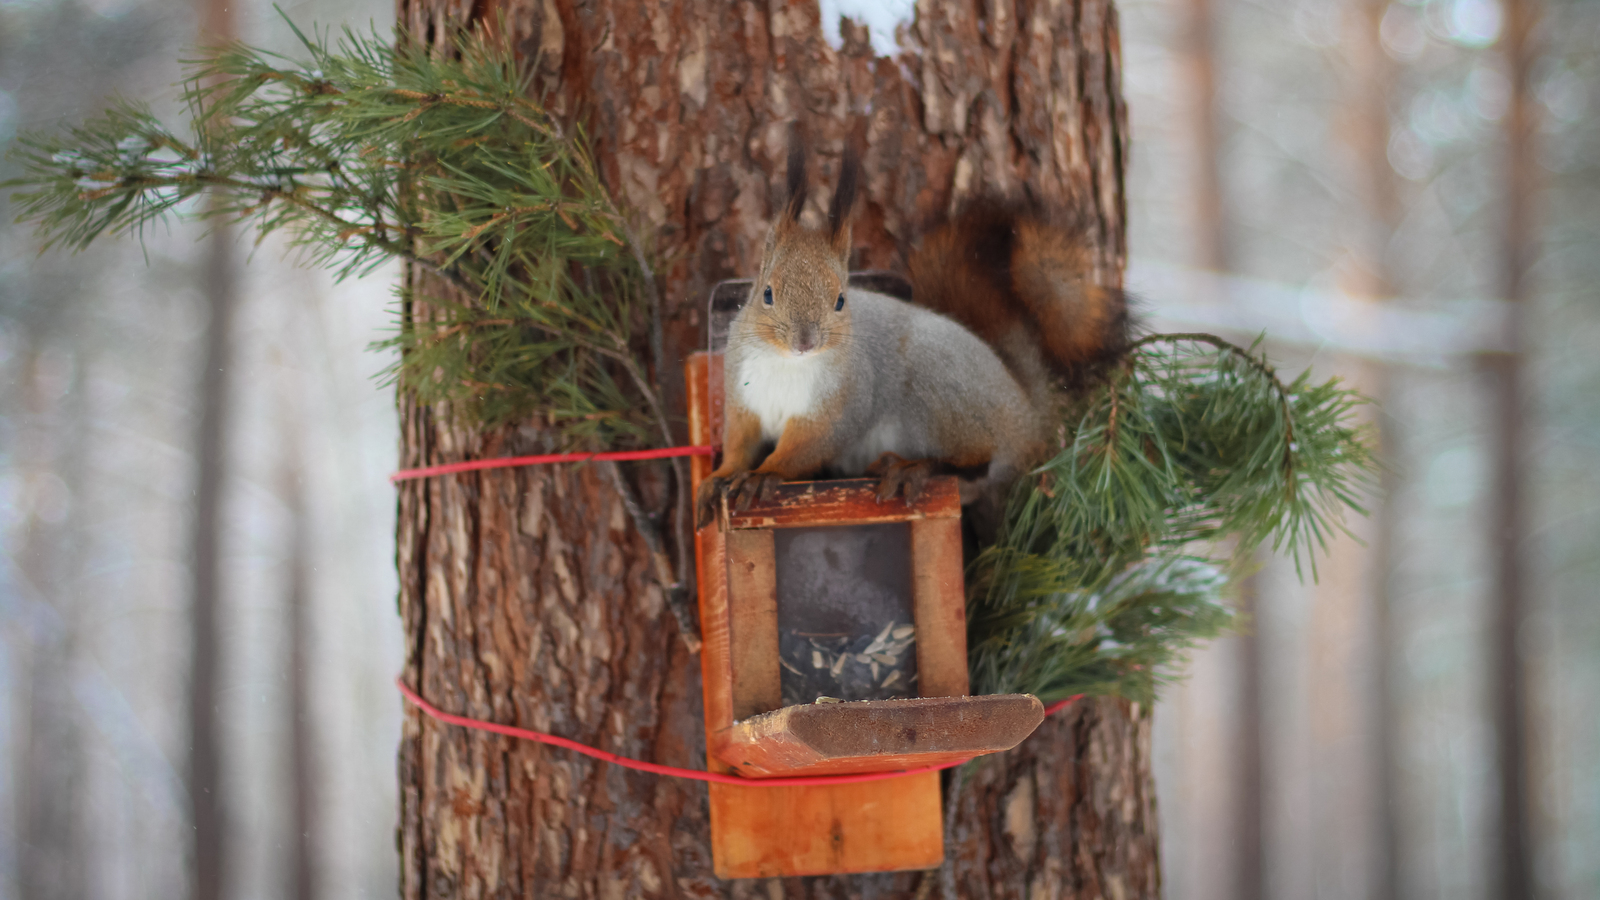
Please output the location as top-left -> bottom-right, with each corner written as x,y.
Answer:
774,523 -> 918,705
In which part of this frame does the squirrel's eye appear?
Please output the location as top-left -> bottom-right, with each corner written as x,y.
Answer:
834,293 -> 845,312
763,285 -> 774,306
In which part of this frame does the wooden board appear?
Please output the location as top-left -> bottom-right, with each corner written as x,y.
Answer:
724,529 -> 780,721
725,477 -> 960,530
713,694 -> 1045,777
910,517 -> 970,699
705,772 -> 944,878
689,352 -> 946,878
686,351 -> 721,488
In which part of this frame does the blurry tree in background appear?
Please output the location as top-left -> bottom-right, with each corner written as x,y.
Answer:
14,327 -> 88,900
1336,2 -> 1404,898
277,388 -> 318,900
1527,1 -> 1600,894
189,0 -> 240,894
1486,1 -> 1537,898
1176,5 -> 1267,900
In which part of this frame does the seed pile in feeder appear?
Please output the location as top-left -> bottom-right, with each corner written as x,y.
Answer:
776,524 -> 919,705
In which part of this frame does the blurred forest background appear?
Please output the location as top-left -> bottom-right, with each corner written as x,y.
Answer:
1,0 -> 1595,897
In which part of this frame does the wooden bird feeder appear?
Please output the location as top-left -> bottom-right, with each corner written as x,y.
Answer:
688,276 -> 1047,879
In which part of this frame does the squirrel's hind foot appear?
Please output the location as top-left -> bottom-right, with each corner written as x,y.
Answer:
729,470 -> 784,512
694,475 -> 729,530
867,453 -> 936,504
694,471 -> 789,529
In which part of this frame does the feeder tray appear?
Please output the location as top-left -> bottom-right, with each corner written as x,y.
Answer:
689,276 -> 1047,879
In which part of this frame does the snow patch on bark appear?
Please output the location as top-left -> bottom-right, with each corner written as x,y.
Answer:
817,0 -> 913,56
1003,773 -> 1038,860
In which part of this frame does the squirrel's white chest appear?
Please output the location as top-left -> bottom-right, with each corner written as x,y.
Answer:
734,350 -> 833,440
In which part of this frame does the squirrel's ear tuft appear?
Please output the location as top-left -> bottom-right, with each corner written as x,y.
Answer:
827,147 -> 859,250
783,131 -> 807,224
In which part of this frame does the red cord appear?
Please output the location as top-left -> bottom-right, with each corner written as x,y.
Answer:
398,678 -> 1084,786
390,447 -> 1088,782
1041,695 -> 1083,717
390,445 -> 714,483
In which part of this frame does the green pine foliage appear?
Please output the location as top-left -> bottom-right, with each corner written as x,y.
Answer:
4,20 -> 663,444
968,334 -> 1376,704
4,24 -> 1379,706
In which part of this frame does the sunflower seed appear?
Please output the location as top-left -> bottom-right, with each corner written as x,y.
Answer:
864,621 -> 896,655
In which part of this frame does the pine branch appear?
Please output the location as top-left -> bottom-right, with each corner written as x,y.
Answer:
4,19 -> 703,645
3,21 -> 668,440
969,334 -> 1377,704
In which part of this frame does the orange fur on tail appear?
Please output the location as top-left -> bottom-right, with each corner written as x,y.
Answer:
907,197 -> 1130,392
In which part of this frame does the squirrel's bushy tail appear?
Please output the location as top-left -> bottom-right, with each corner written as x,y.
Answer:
907,197 -> 1130,396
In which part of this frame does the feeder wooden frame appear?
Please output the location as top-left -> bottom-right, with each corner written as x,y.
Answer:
688,342 -> 1044,879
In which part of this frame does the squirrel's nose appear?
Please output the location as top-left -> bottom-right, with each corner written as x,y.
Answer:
793,326 -> 817,355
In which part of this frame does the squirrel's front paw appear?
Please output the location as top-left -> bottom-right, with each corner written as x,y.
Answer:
695,476 -> 730,530
729,471 -> 784,511
867,453 -> 936,504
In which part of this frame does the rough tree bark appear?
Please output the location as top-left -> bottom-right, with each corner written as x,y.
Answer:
392,1 -> 1159,896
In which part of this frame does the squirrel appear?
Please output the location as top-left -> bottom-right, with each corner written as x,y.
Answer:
694,140 -> 1129,536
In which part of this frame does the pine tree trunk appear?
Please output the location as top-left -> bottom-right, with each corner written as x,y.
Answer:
393,1 -> 1159,896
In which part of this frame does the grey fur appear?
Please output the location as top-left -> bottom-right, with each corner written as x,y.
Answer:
724,281 -> 1047,526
